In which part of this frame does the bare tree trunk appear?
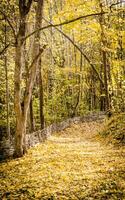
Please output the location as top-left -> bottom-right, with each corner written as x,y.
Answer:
38,57 -> 44,129
100,62 -> 105,111
99,2 -> 110,111
29,98 -> 35,132
14,11 -> 27,157
4,18 -> 10,138
48,1 -> 54,96
14,0 -> 45,158
103,50 -> 110,110
25,17 -> 35,133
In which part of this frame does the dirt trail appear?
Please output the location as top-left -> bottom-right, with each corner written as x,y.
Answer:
0,120 -> 125,199
47,121 -> 125,199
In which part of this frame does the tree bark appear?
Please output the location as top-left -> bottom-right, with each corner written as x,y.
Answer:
99,2 -> 110,111
14,12 -> 27,157
38,57 -> 44,129
14,0 -> 45,158
29,97 -> 35,132
4,17 -> 10,138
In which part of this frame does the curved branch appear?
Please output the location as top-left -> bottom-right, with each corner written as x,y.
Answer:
29,44 -> 47,70
43,17 -> 104,87
110,1 -> 125,11
0,44 -> 10,56
24,11 -> 108,41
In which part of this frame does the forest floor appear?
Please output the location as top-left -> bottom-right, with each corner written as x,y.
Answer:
0,119 -> 125,199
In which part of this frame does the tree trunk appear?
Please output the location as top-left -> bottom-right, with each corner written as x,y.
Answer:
103,50 -> 110,110
99,2 -> 110,111
100,63 -> 105,111
29,98 -> 35,132
4,18 -> 10,138
14,13 -> 27,157
14,115 -> 26,157
14,0 -> 45,158
38,57 -> 44,129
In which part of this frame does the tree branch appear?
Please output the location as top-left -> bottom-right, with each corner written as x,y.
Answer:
24,44 -> 47,114
43,17 -> 104,87
24,11 -> 108,41
0,44 -> 10,56
29,44 -> 47,70
110,1 -> 125,11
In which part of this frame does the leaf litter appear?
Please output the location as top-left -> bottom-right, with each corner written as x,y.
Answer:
0,120 -> 125,199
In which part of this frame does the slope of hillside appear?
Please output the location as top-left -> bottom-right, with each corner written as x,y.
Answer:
99,113 -> 125,146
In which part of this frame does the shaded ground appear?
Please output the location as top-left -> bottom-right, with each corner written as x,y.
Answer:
99,113 -> 125,146
0,120 -> 125,199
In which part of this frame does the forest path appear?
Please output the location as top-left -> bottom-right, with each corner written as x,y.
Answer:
0,119 -> 125,199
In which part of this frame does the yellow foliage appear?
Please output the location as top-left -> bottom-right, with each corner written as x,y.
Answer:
0,121 -> 125,199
